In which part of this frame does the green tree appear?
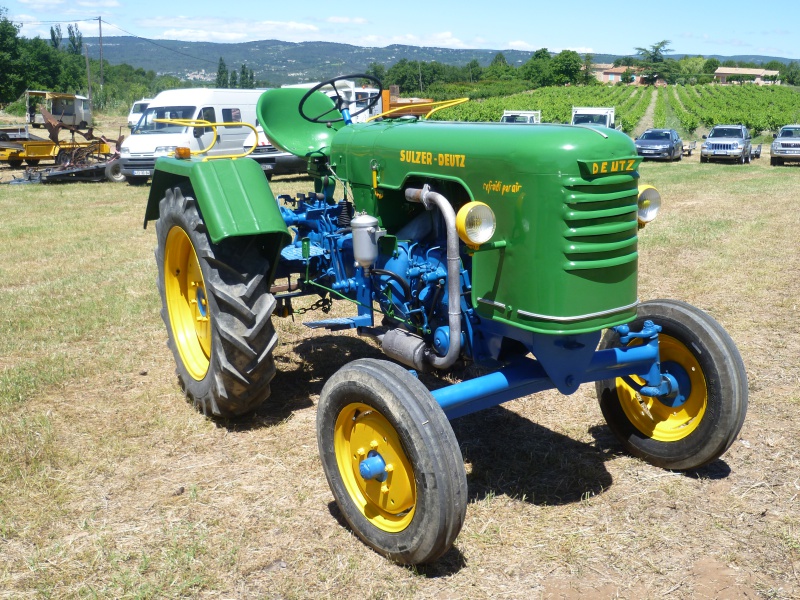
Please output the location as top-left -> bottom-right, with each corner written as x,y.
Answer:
0,7 -> 24,103
215,57 -> 228,88
239,63 -> 252,89
59,53 -> 85,93
49,24 -> 62,50
635,39 -> 672,63
520,48 -> 552,87
703,58 -> 720,74
635,40 -> 674,84
782,62 -> 800,85
386,59 -> 422,92
463,59 -> 482,83
19,37 -> 60,90
614,56 -> 638,67
485,52 -> 515,80
66,23 -> 82,55
365,62 -> 386,84
551,50 -> 583,85
581,53 -> 594,85
229,69 -> 237,88
678,56 -> 706,76
621,67 -> 635,84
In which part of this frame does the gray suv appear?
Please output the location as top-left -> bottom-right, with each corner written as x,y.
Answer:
700,124 -> 752,164
770,125 -> 800,166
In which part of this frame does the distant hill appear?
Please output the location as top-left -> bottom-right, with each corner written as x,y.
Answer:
81,37 -> 797,86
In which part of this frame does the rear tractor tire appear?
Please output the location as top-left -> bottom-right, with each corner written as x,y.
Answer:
317,359 -> 468,565
596,299 -> 747,471
155,185 -> 279,417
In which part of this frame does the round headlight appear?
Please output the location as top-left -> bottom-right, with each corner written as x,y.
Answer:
637,185 -> 661,225
456,201 -> 496,249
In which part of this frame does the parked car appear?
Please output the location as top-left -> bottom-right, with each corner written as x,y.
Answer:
700,124 -> 752,164
127,98 -> 153,129
770,125 -> 800,166
634,128 -> 683,161
243,125 -> 307,180
500,110 -> 541,124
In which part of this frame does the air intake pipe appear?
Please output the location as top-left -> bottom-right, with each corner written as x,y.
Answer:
390,184 -> 461,370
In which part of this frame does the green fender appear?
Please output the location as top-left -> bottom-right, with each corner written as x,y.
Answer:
144,156 -> 291,282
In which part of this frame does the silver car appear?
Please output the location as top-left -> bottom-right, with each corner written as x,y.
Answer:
634,128 -> 684,161
700,124 -> 752,164
770,125 -> 800,166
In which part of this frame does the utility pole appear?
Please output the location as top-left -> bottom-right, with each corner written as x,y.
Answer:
97,17 -> 104,88
84,46 -> 92,108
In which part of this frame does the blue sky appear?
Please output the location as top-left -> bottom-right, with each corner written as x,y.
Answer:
4,0 -> 799,60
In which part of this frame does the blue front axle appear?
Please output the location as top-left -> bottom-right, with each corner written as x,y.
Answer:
432,320 -> 683,420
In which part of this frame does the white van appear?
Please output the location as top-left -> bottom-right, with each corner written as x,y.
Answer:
127,98 -> 153,129
119,88 -> 265,184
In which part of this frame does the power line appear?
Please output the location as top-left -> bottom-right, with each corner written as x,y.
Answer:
16,18 -> 97,24
15,16 -> 220,68
100,19 -> 219,66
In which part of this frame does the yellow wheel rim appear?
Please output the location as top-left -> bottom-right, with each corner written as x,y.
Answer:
616,334 -> 707,442
164,226 -> 211,381
334,402 -> 416,532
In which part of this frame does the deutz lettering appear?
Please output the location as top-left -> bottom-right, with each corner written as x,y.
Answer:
437,153 -> 466,168
591,159 -> 636,174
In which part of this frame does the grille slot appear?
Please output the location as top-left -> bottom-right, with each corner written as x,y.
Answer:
561,177 -> 638,272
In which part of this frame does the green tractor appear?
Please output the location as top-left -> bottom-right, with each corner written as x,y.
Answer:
143,75 -> 747,565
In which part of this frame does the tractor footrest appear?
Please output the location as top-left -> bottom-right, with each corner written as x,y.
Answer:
304,317 -> 360,331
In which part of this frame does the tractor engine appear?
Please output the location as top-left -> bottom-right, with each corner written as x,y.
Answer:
270,112 -> 645,373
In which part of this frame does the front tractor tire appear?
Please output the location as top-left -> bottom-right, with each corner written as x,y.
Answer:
155,186 -> 278,418
596,300 -> 747,471
317,359 -> 468,565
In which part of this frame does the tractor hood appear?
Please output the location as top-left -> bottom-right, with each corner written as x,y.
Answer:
330,120 -> 639,186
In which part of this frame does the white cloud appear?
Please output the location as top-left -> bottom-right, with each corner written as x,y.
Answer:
77,0 -> 119,6
17,0 -> 64,8
141,18 -> 319,42
507,40 -> 535,51
160,29 -> 250,42
368,31 -> 467,49
327,16 -> 368,24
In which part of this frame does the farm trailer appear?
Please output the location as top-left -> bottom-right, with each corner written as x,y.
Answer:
0,138 -> 114,169
143,75 -> 748,565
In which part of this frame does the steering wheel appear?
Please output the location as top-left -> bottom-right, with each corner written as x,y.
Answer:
298,74 -> 383,124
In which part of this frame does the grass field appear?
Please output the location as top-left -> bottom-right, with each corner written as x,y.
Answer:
1,150 -> 798,598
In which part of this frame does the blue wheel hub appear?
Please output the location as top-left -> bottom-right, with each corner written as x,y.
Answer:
656,360 -> 691,408
359,450 -> 388,482
196,287 -> 207,318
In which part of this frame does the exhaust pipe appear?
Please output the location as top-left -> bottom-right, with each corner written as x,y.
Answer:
387,184 -> 461,370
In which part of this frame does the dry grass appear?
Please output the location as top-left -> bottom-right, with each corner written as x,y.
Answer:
0,150 -> 798,599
